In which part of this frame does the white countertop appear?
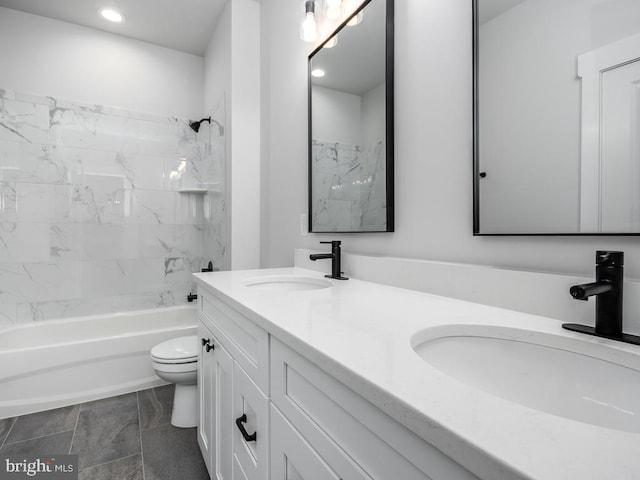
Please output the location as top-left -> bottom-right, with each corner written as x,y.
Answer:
194,267 -> 640,480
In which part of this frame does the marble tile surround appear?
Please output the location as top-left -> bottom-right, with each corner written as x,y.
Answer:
0,89 -> 227,328
311,139 -> 387,231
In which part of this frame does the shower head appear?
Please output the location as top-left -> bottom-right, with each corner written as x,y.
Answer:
188,116 -> 224,136
189,116 -> 211,133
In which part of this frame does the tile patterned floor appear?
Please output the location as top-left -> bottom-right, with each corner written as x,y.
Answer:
0,385 -> 209,480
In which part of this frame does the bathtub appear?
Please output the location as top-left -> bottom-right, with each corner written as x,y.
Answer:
0,305 -> 197,419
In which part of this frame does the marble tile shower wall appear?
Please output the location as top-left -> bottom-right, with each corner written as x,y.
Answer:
312,139 -> 387,231
0,89 -> 226,327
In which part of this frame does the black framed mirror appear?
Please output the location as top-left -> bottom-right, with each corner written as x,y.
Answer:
308,0 -> 394,233
474,0 -> 640,235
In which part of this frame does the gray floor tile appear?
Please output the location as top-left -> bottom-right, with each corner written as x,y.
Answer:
142,425 -> 208,480
0,431 -> 73,456
138,385 -> 174,431
0,390 -> 207,480
0,417 -> 16,446
78,453 -> 143,480
80,392 -> 138,412
5,405 -> 79,444
71,393 -> 141,469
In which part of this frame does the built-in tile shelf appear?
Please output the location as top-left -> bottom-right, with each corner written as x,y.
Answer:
179,188 -> 207,194
178,182 -> 223,194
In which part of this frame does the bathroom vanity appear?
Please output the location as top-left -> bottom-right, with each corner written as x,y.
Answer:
194,267 -> 640,480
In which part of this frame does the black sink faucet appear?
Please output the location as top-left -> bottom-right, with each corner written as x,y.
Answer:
309,241 -> 348,280
563,251 -> 640,346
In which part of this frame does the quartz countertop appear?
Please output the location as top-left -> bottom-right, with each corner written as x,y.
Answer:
194,267 -> 640,480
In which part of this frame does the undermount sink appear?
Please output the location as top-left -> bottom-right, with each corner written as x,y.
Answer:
411,325 -> 640,433
243,275 -> 333,292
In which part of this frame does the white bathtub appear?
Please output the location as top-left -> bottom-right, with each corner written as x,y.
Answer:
0,305 -> 197,419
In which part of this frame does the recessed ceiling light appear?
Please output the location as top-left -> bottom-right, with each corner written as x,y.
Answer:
311,69 -> 325,78
99,8 -> 125,23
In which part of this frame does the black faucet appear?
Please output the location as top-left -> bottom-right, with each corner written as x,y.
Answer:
309,241 -> 348,280
201,261 -> 214,272
187,292 -> 198,302
563,251 -> 640,346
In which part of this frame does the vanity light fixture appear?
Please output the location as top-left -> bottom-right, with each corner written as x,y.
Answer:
311,68 -> 326,77
326,0 -> 343,19
323,36 -> 338,48
300,1 -> 319,43
99,8 -> 125,23
300,0 -> 363,44
347,10 -> 363,26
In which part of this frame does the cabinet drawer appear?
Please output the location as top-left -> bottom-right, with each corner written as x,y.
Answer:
233,362 -> 269,480
270,404 -> 371,480
270,338 -> 478,480
200,292 -> 269,394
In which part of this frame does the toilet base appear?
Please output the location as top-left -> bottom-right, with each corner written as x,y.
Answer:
171,383 -> 197,428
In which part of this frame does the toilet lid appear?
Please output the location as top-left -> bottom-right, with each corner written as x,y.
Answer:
151,335 -> 198,362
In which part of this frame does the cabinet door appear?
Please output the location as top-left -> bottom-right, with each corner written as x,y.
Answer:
270,405 -> 371,480
199,323 -> 234,480
233,363 -> 269,480
197,323 -> 214,474
200,292 -> 270,394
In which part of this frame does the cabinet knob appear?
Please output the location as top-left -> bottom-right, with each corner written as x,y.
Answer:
235,414 -> 257,442
201,338 -> 214,352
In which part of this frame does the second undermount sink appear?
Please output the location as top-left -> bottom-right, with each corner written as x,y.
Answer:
243,275 -> 333,292
411,325 -> 640,433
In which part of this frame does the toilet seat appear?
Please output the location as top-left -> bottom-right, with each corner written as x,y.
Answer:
151,335 -> 198,364
151,360 -> 197,374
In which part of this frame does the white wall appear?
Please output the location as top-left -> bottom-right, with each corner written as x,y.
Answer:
312,86 -> 361,144
361,82 -> 385,148
204,0 -> 261,271
0,7 -> 203,119
204,3 -> 231,114
311,83 -> 384,147
230,0 -> 261,270
260,0 -> 640,280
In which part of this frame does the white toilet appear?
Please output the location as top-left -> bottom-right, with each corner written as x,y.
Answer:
151,335 -> 198,428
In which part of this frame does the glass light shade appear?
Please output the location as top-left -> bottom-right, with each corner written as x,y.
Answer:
327,6 -> 341,19
301,11 -> 318,42
323,35 -> 338,48
326,0 -> 342,18
323,36 -> 338,48
347,11 -> 363,26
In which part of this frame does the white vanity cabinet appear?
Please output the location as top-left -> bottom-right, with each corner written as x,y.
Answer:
198,293 -> 270,480
197,288 -> 478,480
270,338 -> 479,480
270,404 -> 372,480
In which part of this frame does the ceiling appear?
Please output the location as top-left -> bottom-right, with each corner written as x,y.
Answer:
478,0 -> 526,25
0,0 -> 227,56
